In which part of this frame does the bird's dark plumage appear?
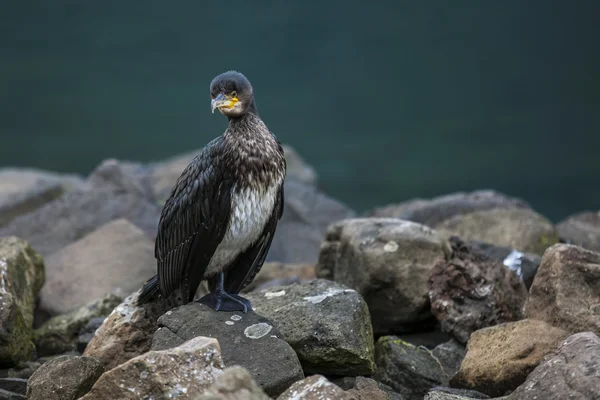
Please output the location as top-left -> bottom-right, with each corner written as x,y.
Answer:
137,71 -> 286,312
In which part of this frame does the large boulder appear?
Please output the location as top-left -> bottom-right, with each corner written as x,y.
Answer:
245,279 -> 375,376
39,219 -> 156,315
0,237 -> 44,367
556,210 -> 600,253
316,218 -> 446,335
508,332 -> 600,400
151,302 -> 304,397
524,244 -> 600,335
451,319 -> 569,397
429,237 -> 528,344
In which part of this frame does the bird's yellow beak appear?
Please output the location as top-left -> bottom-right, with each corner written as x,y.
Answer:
211,93 -> 238,113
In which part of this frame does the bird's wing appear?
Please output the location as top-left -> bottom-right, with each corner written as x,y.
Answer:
223,183 -> 284,294
155,138 -> 233,302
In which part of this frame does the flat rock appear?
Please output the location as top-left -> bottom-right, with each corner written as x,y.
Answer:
245,279 -> 375,376
276,375 -> 349,400
83,290 -> 168,370
34,293 -> 122,356
556,210 -> 600,252
425,387 -> 491,399
316,218 -> 446,335
25,355 -> 104,400
242,262 -> 315,293
508,332 -> 600,400
434,208 -> 558,256
429,237 -> 528,344
151,302 -> 303,397
524,243 -> 600,335
451,319 -> 569,397
81,336 -> 224,400
0,237 -> 44,367
39,219 -> 156,315
195,365 -> 271,400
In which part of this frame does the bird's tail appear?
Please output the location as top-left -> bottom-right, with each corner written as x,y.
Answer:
137,275 -> 160,305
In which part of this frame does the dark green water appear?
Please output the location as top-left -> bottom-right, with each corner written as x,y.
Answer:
1,1 -> 599,221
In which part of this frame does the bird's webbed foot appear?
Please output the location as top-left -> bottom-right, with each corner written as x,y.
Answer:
196,291 -> 253,313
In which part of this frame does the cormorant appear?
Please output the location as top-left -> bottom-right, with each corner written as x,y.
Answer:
137,71 -> 286,313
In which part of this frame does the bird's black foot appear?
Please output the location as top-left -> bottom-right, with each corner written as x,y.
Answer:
196,291 -> 253,313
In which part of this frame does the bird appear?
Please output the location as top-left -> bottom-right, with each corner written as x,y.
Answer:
136,70 -> 286,313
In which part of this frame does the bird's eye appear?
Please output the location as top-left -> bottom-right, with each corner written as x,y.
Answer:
230,91 -> 237,98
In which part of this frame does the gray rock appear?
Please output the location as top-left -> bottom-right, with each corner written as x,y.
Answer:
152,302 -> 303,397
25,355 -> 104,400
556,210 -> 600,252
316,218 -> 446,335
276,375 -> 348,400
0,389 -> 24,400
0,378 -> 26,395
245,279 -> 375,376
241,262 -> 315,293
39,219 -> 156,315
281,144 -> 318,186
431,339 -> 466,378
345,376 -> 406,400
81,336 -> 224,400
508,332 -> 600,400
0,361 -> 41,380
366,190 -> 530,227
195,365 -> 271,400
0,237 -> 44,367
425,387 -> 490,399
34,293 -> 122,356
86,158 -> 153,200
76,317 -> 106,353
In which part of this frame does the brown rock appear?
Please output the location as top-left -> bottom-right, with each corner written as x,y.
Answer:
524,243 -> 600,335
435,208 -> 558,255
277,375 -> 350,400
241,262 -> 315,293
39,219 -> 156,315
429,237 -> 528,344
451,319 -> 569,397
556,210 -> 600,252
196,366 -> 271,400
345,376 -> 404,400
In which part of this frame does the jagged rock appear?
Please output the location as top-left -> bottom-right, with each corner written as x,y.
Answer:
556,210 -> 600,252
451,319 -> 569,397
0,378 -> 26,395
0,168 -> 84,228
151,302 -> 303,397
428,237 -> 528,344
524,244 -> 600,335
508,332 -> 600,400
34,293 -> 122,356
366,190 -> 530,227
245,279 -> 375,376
316,218 -> 446,335
425,387 -> 491,399
76,317 -> 106,353
83,291 -> 168,370
0,237 -> 44,367
344,376 -> 406,400
81,336 -> 224,400
276,375 -> 348,400
195,365 -> 271,400
25,355 -> 104,400
39,219 -> 155,315
434,208 -> 558,256
241,262 -> 315,293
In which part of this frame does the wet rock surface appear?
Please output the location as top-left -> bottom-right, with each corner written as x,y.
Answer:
0,237 -> 44,367
25,355 -> 104,400
556,210 -> 600,252
151,302 -> 303,397
316,218 -> 446,335
195,365 -> 271,400
428,237 -> 528,344
524,243 -> 600,335
451,319 -> 569,397
245,279 -> 375,376
276,375 -> 348,400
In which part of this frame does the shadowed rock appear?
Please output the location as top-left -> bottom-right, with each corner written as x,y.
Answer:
556,210 -> 600,252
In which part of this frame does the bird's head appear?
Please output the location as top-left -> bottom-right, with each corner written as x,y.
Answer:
210,71 -> 256,117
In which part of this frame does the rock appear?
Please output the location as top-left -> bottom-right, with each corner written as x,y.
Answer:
556,210 -> 600,252
468,240 -> 541,289
425,387 -> 491,399
451,319 -> 569,397
152,302 -> 303,397
316,218 -> 446,335
428,237 -> 528,344
83,290 -> 168,370
80,336 -> 224,400
345,376 -> 406,400
86,158 -> 153,200
0,237 -> 44,367
25,355 -> 104,400
508,332 -> 600,400
434,208 -> 558,256
33,293 -> 122,356
241,262 -> 315,293
195,365 -> 271,400
0,361 -> 41,380
366,190 -> 530,227
281,144 -> 318,186
397,329 -> 454,349
373,337 -> 452,400
76,317 -> 106,353
269,178 -> 356,264
39,219 -> 155,315
245,279 -> 375,376
0,378 -> 26,395
432,339 -> 466,378
276,375 -> 348,400
0,168 -> 84,228
524,244 -> 600,335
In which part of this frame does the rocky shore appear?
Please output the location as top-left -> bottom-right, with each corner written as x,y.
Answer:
0,146 -> 599,400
